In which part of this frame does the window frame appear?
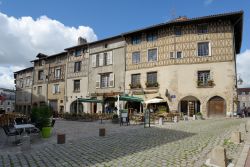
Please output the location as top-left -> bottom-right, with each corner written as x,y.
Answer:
174,27 -> 182,36
146,72 -> 158,87
74,61 -> 81,73
197,70 -> 211,87
131,35 -> 141,45
147,48 -> 158,62
55,68 -> 61,79
131,74 -> 141,88
37,86 -> 42,95
132,51 -> 141,64
146,32 -> 158,42
176,51 -> 183,59
197,41 -> 211,57
73,80 -> 80,92
197,24 -> 208,34
38,70 -> 44,80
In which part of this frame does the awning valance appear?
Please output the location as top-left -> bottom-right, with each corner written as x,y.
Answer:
78,98 -> 103,103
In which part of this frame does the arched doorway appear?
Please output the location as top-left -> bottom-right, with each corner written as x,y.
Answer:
104,97 -> 116,113
207,96 -> 226,117
179,96 -> 201,117
145,97 -> 169,113
70,100 -> 83,114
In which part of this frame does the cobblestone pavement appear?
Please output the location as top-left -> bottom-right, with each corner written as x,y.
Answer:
0,118 -> 248,167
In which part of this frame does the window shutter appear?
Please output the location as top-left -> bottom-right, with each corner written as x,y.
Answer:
58,85 -> 60,93
108,51 -> 113,65
109,73 -> 114,87
96,75 -> 100,88
99,53 -> 104,66
52,85 -> 55,94
92,54 -> 96,67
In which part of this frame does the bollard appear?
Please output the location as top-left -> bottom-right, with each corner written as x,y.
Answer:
21,136 -> 31,151
231,131 -> 241,144
99,128 -> 105,137
57,133 -> 66,144
159,117 -> 163,125
208,146 -> 227,167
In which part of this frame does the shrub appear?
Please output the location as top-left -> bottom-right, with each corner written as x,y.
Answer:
31,106 -> 52,130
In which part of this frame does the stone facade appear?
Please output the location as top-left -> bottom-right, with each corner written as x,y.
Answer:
88,36 -> 126,112
14,67 -> 33,114
65,44 -> 89,113
46,52 -> 67,115
238,88 -> 250,110
31,53 -> 49,107
124,13 -> 242,118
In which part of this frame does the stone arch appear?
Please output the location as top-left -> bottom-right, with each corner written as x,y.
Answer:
70,100 -> 83,114
207,96 -> 226,117
145,96 -> 170,113
178,95 -> 201,117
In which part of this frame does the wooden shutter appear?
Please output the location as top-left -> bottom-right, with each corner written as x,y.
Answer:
109,73 -> 114,87
58,85 -> 60,93
99,53 -> 104,66
52,85 -> 55,94
108,51 -> 113,65
96,75 -> 101,88
92,54 -> 96,67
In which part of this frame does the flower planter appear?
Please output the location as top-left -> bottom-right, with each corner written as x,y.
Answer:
42,127 -> 52,138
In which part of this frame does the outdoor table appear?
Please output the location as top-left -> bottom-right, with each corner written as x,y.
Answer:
14,124 -> 35,136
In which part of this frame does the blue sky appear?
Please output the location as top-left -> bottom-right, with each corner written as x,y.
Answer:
0,0 -> 249,50
0,0 -> 249,88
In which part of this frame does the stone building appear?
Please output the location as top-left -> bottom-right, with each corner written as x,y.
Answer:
14,67 -> 33,114
64,41 -> 89,114
123,11 -> 243,118
30,53 -> 49,107
0,88 -> 15,113
238,88 -> 250,110
46,52 -> 67,116
88,36 -> 126,113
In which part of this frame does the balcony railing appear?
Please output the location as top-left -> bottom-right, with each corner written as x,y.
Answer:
197,80 -> 214,88
129,83 -> 141,89
145,82 -> 159,88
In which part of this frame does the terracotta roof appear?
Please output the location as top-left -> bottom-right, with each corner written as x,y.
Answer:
14,67 -> 33,74
238,88 -> 250,93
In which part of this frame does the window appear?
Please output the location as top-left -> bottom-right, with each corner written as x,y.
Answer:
148,48 -> 157,62
20,79 -> 24,88
174,27 -> 182,36
197,24 -> 208,34
26,77 -> 31,86
53,84 -> 60,94
7,102 -> 10,105
38,70 -> 44,80
98,73 -> 114,88
131,74 -> 140,87
103,52 -> 108,66
75,49 -> 81,56
37,86 -> 42,95
170,52 -> 175,59
147,72 -> 157,87
147,32 -> 157,42
132,36 -> 141,45
132,52 -> 140,64
101,74 -> 109,88
198,42 -> 210,56
74,80 -> 80,92
55,68 -> 61,79
197,71 -> 210,86
74,61 -> 81,72
176,51 -> 183,59
39,60 -> 44,66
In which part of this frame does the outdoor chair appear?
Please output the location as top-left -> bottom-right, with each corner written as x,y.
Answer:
3,125 -> 20,144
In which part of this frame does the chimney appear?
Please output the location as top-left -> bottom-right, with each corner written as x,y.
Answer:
78,37 -> 87,45
175,16 -> 188,21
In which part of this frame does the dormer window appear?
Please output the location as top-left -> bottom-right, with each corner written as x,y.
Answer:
132,36 -> 141,45
197,24 -> 208,34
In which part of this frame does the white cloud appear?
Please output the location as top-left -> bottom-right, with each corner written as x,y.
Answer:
237,49 -> 250,88
0,12 -> 97,89
204,0 -> 214,5
0,66 -> 24,89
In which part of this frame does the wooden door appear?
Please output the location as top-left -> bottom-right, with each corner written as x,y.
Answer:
208,97 -> 225,117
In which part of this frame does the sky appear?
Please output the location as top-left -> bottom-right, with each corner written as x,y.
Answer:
0,0 -> 249,89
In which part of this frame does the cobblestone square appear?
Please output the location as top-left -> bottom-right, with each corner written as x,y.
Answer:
0,118 -> 248,166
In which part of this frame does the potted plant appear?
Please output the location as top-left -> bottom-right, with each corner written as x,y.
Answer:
208,80 -> 214,86
31,106 -> 52,138
197,80 -> 203,86
195,112 -> 203,120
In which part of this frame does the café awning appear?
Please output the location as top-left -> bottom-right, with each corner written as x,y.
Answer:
119,95 -> 143,102
145,97 -> 166,104
78,98 -> 103,103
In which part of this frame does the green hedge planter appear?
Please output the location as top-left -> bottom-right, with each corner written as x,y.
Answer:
42,127 -> 52,138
